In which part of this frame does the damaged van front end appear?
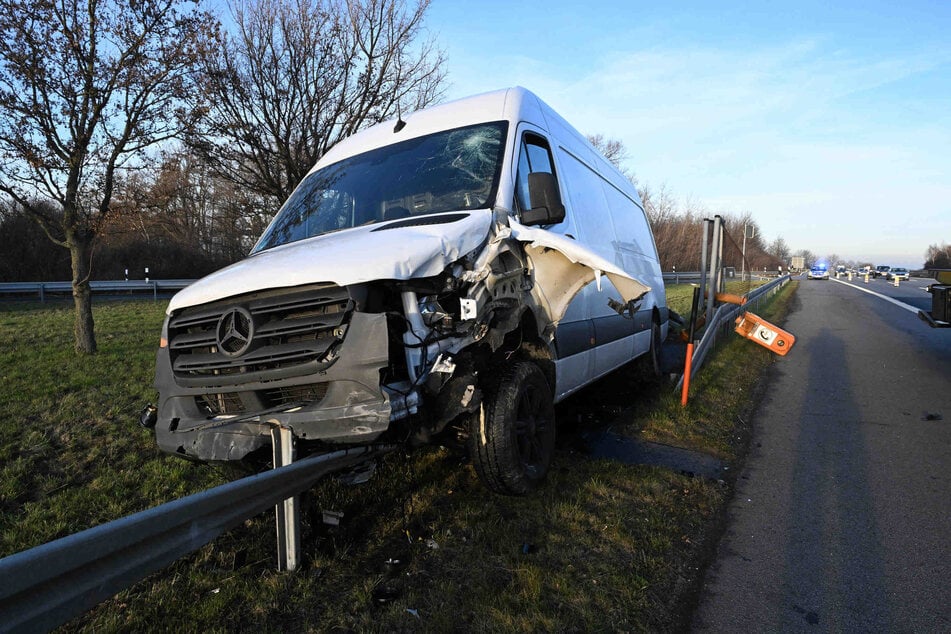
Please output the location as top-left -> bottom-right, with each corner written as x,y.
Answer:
153,207 -> 647,464
151,88 -> 663,494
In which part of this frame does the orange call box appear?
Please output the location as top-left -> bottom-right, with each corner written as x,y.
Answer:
734,311 -> 795,356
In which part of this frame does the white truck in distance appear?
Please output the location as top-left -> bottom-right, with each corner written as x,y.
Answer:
150,87 -> 668,495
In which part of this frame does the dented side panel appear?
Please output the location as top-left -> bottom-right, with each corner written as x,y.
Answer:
508,217 -> 651,326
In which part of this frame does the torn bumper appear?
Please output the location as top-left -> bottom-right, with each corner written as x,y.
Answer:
154,312 -> 392,462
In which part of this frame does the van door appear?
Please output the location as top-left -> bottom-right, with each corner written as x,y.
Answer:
598,176 -> 664,360
553,147 -> 636,377
513,124 -> 592,399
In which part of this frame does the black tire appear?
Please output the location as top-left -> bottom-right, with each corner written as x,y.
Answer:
632,316 -> 662,379
469,361 -> 555,495
645,317 -> 662,378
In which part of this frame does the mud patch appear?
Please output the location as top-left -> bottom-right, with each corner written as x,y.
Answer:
576,430 -> 727,480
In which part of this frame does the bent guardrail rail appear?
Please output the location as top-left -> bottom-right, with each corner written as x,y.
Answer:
675,275 -> 791,391
0,445 -> 389,633
662,271 -> 783,284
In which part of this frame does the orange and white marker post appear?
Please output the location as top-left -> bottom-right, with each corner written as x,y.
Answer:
734,312 -> 796,356
680,341 -> 694,407
681,286 -> 702,407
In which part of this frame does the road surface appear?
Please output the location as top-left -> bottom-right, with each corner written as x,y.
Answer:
692,275 -> 951,632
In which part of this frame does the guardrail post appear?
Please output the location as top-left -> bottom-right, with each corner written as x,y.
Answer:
708,216 -> 724,314
271,425 -> 300,572
39,284 -> 45,303
698,219 -> 711,314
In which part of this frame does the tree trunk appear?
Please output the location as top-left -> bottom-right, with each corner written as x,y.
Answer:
68,231 -> 97,354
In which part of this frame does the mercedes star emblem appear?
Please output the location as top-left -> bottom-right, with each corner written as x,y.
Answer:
216,307 -> 254,357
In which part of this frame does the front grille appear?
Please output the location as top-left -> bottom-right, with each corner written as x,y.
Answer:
168,284 -> 352,387
196,392 -> 246,416
263,383 -> 329,407
195,382 -> 329,416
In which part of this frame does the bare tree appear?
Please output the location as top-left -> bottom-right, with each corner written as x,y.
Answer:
190,0 -> 447,206
634,181 -> 787,272
924,242 -> 951,269
136,148 -> 268,260
793,249 -> 816,269
768,236 -> 791,264
587,133 -> 627,166
638,183 -> 679,227
0,0 -> 217,353
586,133 -> 636,182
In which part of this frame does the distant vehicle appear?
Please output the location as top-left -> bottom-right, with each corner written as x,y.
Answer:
874,265 -> 891,278
835,264 -> 847,276
886,267 -> 909,281
808,265 -> 829,280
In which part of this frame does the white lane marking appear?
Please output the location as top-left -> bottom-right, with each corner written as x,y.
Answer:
829,277 -> 920,314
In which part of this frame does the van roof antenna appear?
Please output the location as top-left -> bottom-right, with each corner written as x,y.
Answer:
393,102 -> 407,133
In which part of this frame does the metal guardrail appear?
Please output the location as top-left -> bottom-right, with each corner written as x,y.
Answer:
662,271 -> 783,284
675,275 -> 791,391
0,279 -> 194,302
2,274 -> 788,298
662,271 -> 702,283
0,445 -> 388,633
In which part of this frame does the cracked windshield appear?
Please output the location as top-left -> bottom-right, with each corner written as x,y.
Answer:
254,121 -> 508,252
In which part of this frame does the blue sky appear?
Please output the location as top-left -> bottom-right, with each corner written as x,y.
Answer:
426,0 -> 951,268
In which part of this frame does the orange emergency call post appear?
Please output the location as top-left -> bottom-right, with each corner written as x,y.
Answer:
734,311 -> 795,356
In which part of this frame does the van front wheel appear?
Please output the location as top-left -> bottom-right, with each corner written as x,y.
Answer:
469,361 -> 555,495
646,317 -> 662,377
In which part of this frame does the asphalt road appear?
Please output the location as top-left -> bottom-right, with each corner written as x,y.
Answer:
691,275 -> 951,632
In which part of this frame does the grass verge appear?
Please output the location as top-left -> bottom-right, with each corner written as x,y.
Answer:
0,282 -> 796,632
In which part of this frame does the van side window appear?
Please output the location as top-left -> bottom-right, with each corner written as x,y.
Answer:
515,134 -> 558,213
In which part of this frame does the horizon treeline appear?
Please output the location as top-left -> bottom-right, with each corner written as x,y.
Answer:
0,155 -> 798,282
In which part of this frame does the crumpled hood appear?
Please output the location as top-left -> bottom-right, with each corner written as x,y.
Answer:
168,210 -> 493,313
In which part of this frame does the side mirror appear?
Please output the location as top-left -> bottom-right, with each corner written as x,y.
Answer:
521,172 -> 566,226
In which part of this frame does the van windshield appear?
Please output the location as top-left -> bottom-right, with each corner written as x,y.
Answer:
253,121 -> 508,252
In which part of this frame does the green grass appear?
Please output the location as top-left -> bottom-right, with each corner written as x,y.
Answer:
0,282 -> 796,632
665,278 -> 770,317
649,280 -> 794,459
0,301 -> 226,556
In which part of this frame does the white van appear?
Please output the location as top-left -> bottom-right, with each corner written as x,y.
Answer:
151,87 -> 668,494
